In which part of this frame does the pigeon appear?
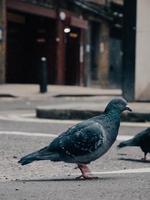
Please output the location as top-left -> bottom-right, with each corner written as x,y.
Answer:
18,97 -> 132,179
118,128 -> 150,161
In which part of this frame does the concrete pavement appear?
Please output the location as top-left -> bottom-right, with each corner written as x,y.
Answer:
0,84 -> 150,200
0,84 -> 150,122
0,120 -> 150,200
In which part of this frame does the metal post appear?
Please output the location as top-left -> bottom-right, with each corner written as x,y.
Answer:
122,0 -> 137,101
39,57 -> 48,93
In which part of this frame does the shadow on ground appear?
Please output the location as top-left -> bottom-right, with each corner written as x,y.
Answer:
118,157 -> 150,163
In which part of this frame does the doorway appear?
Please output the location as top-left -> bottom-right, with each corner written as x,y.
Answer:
6,10 -> 56,83
65,27 -> 81,85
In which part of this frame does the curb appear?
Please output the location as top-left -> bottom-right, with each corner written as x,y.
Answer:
36,108 -> 150,122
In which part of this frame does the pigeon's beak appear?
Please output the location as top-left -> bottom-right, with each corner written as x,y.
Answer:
125,105 -> 132,112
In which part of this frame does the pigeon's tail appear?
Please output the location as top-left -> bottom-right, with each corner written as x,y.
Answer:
18,146 -> 60,165
117,138 -> 136,148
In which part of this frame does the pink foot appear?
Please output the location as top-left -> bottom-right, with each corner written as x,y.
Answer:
76,164 -> 98,180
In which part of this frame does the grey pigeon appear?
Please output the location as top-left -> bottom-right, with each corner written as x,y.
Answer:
18,98 -> 131,179
118,128 -> 150,161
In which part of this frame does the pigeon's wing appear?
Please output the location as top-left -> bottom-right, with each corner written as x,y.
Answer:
48,121 -> 105,157
133,130 -> 150,145
139,131 -> 150,145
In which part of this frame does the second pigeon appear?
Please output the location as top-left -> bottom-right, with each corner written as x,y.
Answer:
118,128 -> 150,161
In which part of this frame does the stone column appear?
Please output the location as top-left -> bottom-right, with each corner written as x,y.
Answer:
83,22 -> 91,86
122,0 -> 150,101
55,18 -> 65,85
98,22 -> 109,88
122,0 -> 136,101
79,29 -> 84,86
0,0 -> 6,83
135,0 -> 150,100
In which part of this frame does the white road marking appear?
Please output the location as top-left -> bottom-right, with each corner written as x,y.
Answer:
92,167 -> 150,175
0,131 -> 55,138
121,122 -> 150,128
0,113 -> 80,124
0,130 -> 133,141
117,135 -> 132,141
72,168 -> 150,176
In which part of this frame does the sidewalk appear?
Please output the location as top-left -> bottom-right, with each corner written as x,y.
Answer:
0,84 -> 150,122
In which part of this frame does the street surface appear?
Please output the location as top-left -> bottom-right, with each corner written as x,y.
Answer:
0,96 -> 150,200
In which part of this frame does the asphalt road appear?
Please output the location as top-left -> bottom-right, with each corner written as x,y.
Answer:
0,103 -> 150,199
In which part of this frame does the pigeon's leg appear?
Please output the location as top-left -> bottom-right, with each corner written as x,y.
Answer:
141,152 -> 147,161
76,164 -> 98,179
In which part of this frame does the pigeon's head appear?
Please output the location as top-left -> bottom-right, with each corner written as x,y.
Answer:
105,98 -> 132,114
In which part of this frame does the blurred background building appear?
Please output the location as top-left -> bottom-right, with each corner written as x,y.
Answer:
0,0 -> 123,87
0,0 -> 150,101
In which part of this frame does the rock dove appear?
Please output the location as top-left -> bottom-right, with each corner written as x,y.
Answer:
118,128 -> 150,161
18,97 -> 131,179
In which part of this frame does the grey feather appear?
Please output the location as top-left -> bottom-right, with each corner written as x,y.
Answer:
18,97 -> 131,166
118,128 -> 150,157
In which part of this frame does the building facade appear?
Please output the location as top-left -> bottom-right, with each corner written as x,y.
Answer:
122,0 -> 150,101
0,0 -> 123,88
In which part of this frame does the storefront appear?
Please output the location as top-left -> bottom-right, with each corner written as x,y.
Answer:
3,0 -> 88,85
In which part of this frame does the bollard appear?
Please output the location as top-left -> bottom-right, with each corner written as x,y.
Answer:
39,57 -> 48,93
